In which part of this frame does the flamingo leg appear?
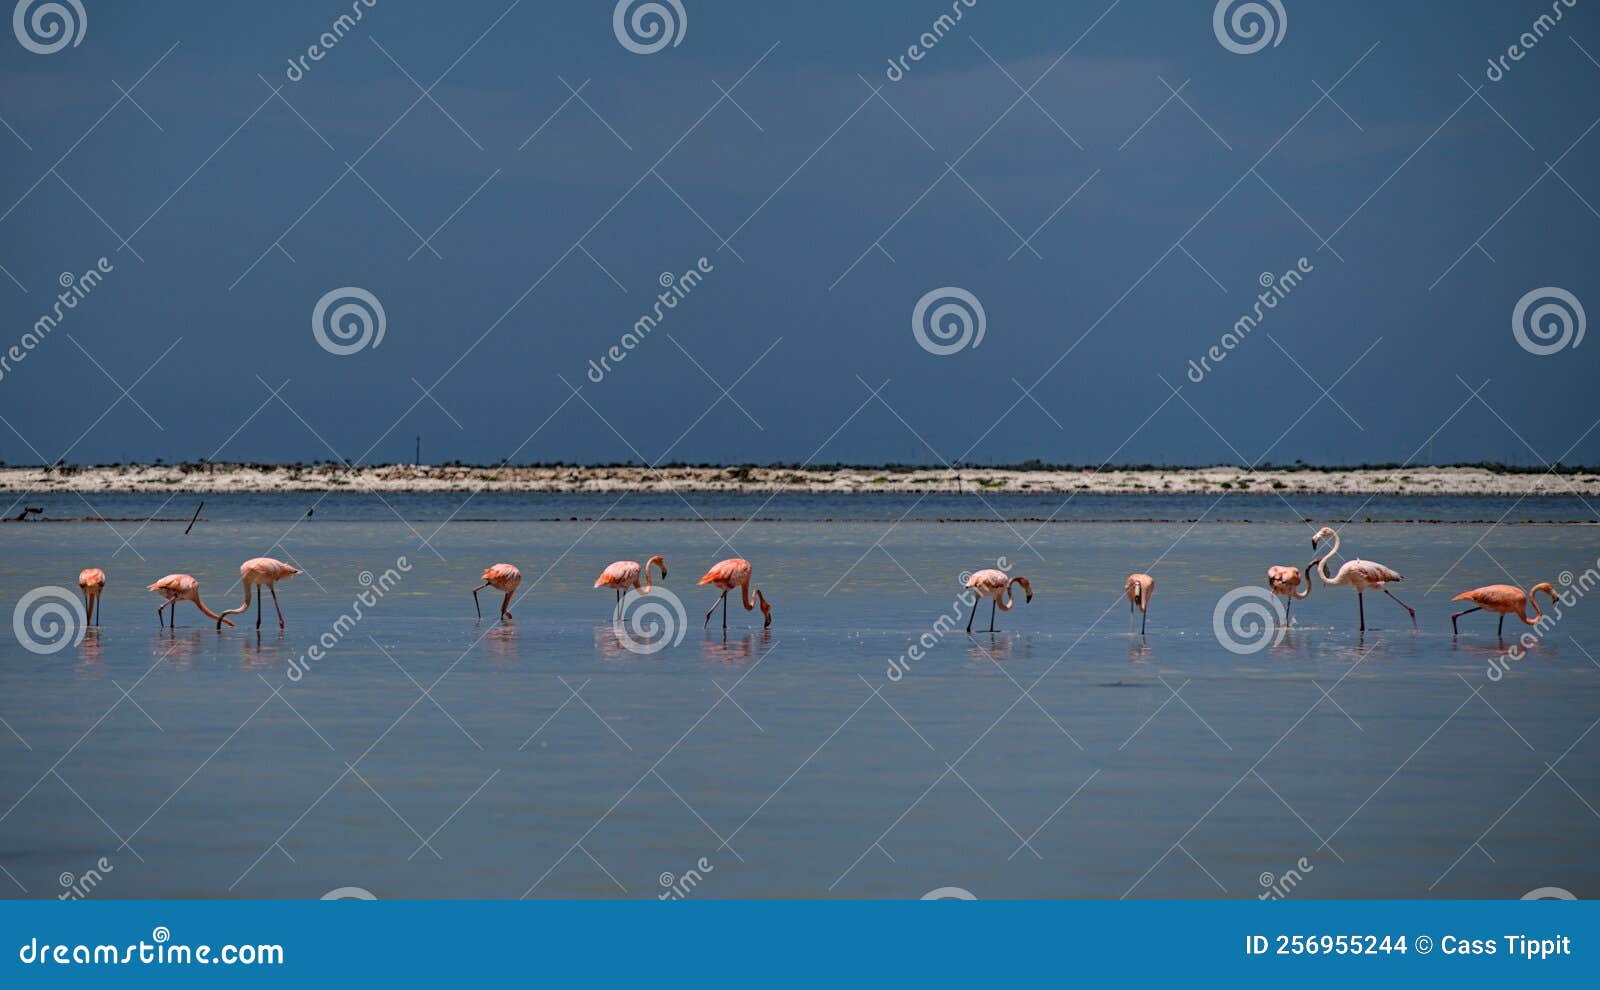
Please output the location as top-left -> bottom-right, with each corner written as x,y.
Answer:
1284,597 -> 1292,627
614,588 -> 621,620
965,595 -> 979,634
256,588 -> 263,630
472,582 -> 489,618
156,602 -> 166,627
722,591 -> 729,630
1382,588 -> 1416,625
500,591 -> 513,620
619,588 -> 627,620
988,599 -> 997,633
1451,606 -> 1480,634
1140,606 -> 1147,635
703,591 -> 723,627
1497,613 -> 1505,639
271,585 -> 284,628
1357,591 -> 1364,632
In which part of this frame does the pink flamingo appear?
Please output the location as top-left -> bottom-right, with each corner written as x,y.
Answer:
1267,563 -> 1316,626
1309,527 -> 1415,632
148,574 -> 234,628
78,567 -> 105,627
1451,582 -> 1557,637
594,555 -> 667,619
698,558 -> 771,630
219,557 -> 301,629
964,569 -> 1032,633
474,563 -> 521,620
1125,572 -> 1154,634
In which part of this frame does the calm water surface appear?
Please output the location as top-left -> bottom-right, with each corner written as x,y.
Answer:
0,494 -> 1596,899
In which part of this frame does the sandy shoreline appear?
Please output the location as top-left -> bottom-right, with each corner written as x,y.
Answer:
1,464 -> 1597,497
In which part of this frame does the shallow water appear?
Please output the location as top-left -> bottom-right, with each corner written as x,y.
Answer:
0,494 -> 1596,899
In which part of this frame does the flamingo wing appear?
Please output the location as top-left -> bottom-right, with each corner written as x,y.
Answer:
1452,584 -> 1523,611
1342,559 -> 1403,585
699,558 -> 751,587
78,567 -> 106,589
595,560 -> 640,588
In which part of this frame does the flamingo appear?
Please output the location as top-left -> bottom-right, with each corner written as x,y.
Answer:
1125,572 -> 1154,634
698,558 -> 771,630
77,567 -> 105,627
594,555 -> 667,619
964,569 -> 1032,633
1267,563 -> 1315,626
473,563 -> 521,620
1451,582 -> 1557,637
148,574 -> 234,628
1309,527 -> 1415,632
219,557 -> 300,630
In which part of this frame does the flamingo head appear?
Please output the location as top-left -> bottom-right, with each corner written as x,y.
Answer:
649,555 -> 667,579
1014,576 -> 1033,604
755,589 -> 772,627
1310,526 -> 1336,551
1531,581 -> 1557,603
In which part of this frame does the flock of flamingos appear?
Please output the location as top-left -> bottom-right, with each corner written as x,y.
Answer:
64,526 -> 1557,642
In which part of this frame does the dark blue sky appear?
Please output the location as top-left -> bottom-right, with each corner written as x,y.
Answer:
1,0 -> 1596,466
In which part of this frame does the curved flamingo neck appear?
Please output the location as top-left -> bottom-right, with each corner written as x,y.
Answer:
739,580 -> 754,611
1291,573 -> 1314,600
643,556 -> 664,592
1519,587 -> 1545,625
1315,532 -> 1343,584
193,597 -> 227,621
